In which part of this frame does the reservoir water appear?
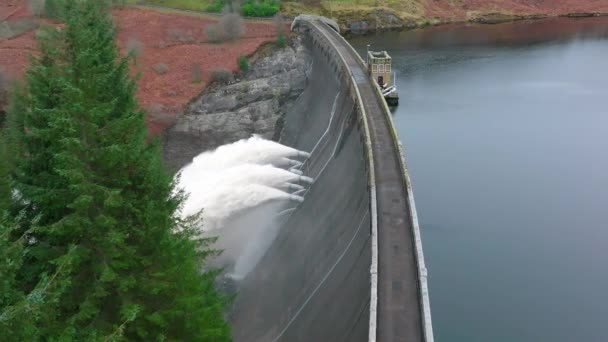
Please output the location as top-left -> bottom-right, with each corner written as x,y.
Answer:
350,17 -> 608,342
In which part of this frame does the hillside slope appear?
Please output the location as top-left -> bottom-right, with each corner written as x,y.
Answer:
281,0 -> 608,32
0,2 -> 280,135
425,0 -> 608,22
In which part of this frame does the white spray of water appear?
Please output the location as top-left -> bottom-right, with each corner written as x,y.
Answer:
175,135 -> 314,277
180,135 -> 310,184
182,183 -> 303,231
177,136 -> 312,231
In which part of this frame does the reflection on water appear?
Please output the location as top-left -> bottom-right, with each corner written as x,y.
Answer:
350,17 -> 608,342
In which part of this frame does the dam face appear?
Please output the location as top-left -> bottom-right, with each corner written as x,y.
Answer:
230,32 -> 372,342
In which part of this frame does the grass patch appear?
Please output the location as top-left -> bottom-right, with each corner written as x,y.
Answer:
241,0 -> 280,17
125,0 -> 212,11
206,0 -> 224,13
130,0 -> 279,16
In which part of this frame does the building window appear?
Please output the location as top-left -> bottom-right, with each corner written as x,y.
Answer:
385,64 -> 391,73
372,64 -> 377,72
378,64 -> 384,73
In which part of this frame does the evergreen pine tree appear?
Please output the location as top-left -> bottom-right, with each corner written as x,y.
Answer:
1,93 -> 38,341
2,0 -> 231,340
0,135 -> 10,210
44,0 -> 66,20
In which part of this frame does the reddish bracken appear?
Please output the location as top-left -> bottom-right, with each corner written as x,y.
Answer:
425,0 -> 608,21
0,2 -> 281,136
113,8 -> 280,135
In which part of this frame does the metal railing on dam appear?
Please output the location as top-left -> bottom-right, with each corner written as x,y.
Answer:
230,16 -> 433,342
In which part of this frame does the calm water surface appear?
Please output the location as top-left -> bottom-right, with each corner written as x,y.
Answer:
350,18 -> 608,342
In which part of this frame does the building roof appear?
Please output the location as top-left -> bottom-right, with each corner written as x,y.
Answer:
368,50 -> 391,62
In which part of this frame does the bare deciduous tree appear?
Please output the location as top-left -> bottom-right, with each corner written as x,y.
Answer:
220,13 -> 245,41
27,0 -> 46,16
273,13 -> 284,36
204,24 -> 223,44
191,64 -> 203,83
126,38 -> 144,60
147,103 -> 175,127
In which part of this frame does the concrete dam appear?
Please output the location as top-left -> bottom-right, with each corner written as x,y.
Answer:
166,15 -> 433,342
226,17 -> 434,342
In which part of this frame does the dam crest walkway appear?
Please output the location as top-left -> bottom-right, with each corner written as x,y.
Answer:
293,15 -> 434,342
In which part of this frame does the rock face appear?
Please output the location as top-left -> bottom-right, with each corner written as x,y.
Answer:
163,36 -> 312,171
340,9 -> 414,34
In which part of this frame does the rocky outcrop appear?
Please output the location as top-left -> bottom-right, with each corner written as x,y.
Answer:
163,35 -> 312,171
339,9 -> 417,34
470,12 -> 548,24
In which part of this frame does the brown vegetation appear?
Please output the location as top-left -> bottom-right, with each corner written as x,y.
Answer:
0,3 -> 278,136
424,0 -> 608,21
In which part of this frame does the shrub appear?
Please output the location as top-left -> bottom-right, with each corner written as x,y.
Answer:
126,38 -> 144,60
206,0 -> 225,13
221,13 -> 245,41
274,12 -> 284,33
241,0 -> 279,17
27,0 -> 46,16
153,63 -> 169,75
276,34 -> 286,48
204,24 -> 223,43
210,68 -> 234,84
147,103 -> 164,117
191,64 -> 203,83
237,55 -> 249,73
275,13 -> 287,48
147,103 -> 173,125
167,28 -> 194,43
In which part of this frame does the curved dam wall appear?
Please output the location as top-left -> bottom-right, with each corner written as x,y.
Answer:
231,17 -> 433,342
230,27 -> 372,342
